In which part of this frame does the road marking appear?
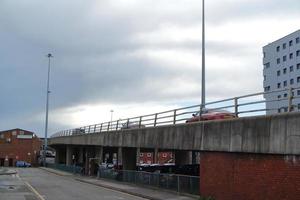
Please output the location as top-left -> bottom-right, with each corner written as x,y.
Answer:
25,181 -> 45,200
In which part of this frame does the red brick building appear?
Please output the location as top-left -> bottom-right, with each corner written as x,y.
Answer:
0,128 -> 42,166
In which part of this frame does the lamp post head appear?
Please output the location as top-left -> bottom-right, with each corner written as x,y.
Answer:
47,53 -> 53,58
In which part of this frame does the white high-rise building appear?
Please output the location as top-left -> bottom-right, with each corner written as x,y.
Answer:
263,30 -> 300,114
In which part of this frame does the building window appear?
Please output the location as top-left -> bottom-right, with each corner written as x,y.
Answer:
298,63 -> 300,70
147,153 -> 152,157
290,79 -> 294,85
298,90 -> 300,96
277,70 -> 280,76
298,103 -> 300,110
278,95 -> 281,99
297,77 -> 300,83
278,109 -> 281,113
297,37 -> 300,44
284,93 -> 288,98
290,66 -> 294,72
290,53 -> 293,59
289,40 -> 293,47
264,62 -> 270,68
19,131 -> 24,135
284,80 -> 287,87
277,58 -> 280,64
284,107 -> 288,112
140,153 -> 144,157
263,75 -> 266,81
276,46 -> 280,52
297,50 -> 300,57
283,43 -> 286,49
283,55 -> 287,62
277,83 -> 281,88
264,86 -> 270,92
283,68 -> 287,74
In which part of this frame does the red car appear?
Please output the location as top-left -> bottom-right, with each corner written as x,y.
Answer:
186,109 -> 236,123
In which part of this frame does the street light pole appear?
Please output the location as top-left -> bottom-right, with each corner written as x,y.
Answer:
43,53 -> 53,167
201,0 -> 206,109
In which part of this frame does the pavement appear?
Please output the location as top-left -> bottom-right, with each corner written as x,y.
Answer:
0,168 -> 38,200
40,167 -> 198,200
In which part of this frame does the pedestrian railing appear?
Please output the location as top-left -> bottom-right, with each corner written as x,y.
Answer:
51,87 -> 300,138
98,169 -> 200,195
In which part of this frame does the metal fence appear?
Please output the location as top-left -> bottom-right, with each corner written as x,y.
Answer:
51,87 -> 300,137
47,163 -> 82,174
98,169 -> 200,195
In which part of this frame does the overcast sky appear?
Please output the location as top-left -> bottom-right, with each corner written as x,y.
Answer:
0,0 -> 299,136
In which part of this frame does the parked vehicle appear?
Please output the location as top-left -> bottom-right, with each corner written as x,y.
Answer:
186,108 -> 236,123
16,161 -> 31,167
121,122 -> 145,130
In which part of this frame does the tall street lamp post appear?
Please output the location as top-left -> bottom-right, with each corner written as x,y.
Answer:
201,0 -> 206,109
43,53 -> 53,167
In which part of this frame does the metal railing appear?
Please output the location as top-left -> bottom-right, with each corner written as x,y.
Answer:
47,163 -> 82,174
51,87 -> 300,138
98,169 -> 200,195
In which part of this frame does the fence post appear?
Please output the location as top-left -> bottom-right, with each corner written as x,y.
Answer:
288,87 -> 293,112
116,120 -> 119,130
107,122 -> 110,131
88,126 -> 91,134
94,124 -> 96,133
100,123 -> 103,133
173,109 -> 177,125
154,114 -> 158,127
177,175 -> 180,193
126,119 -> 130,128
234,97 -> 239,117
139,116 -> 142,128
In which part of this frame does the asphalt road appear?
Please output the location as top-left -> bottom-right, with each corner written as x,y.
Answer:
1,168 -> 146,200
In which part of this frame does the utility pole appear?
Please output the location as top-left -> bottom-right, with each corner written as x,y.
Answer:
43,53 -> 53,167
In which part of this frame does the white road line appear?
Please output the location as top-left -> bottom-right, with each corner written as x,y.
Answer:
25,181 -> 46,200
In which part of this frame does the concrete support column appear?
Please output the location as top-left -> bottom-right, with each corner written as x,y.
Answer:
175,150 -> 190,165
136,147 -> 140,165
66,146 -> 73,166
78,147 -> 84,165
154,148 -> 159,164
95,146 -> 103,165
117,147 -> 122,167
54,148 -> 60,164
122,148 -> 136,170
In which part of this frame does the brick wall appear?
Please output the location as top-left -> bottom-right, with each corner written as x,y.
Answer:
200,152 -> 300,200
0,129 -> 42,166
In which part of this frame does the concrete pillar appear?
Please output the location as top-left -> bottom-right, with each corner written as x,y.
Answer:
95,146 -> 103,165
66,146 -> 73,166
78,147 -> 84,165
117,147 -> 122,167
154,148 -> 159,164
136,147 -> 140,165
175,150 -> 190,165
122,148 -> 136,170
54,148 -> 60,164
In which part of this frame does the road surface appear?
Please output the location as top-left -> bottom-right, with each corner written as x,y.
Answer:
0,168 -> 146,200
